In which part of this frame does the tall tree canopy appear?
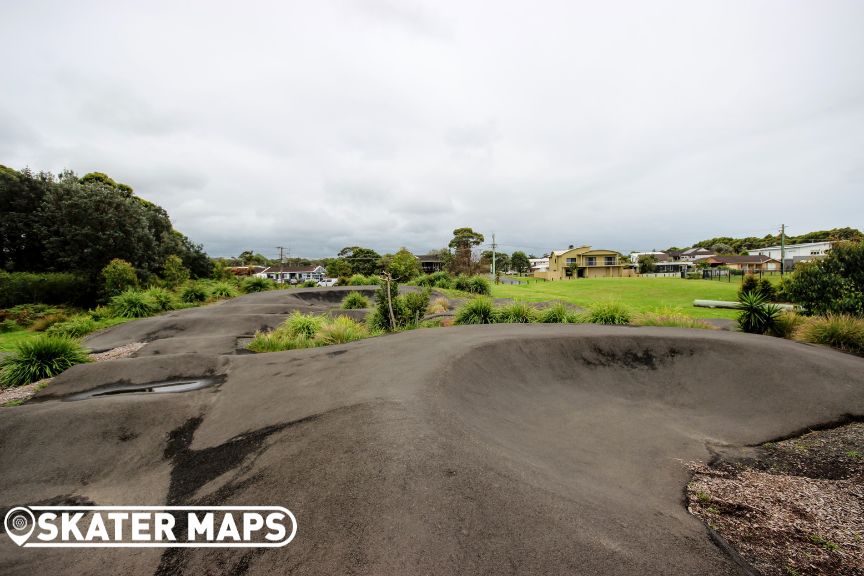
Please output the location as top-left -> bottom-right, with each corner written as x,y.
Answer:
337,246 -> 382,276
510,251 -> 530,274
0,166 -> 210,278
448,227 -> 484,274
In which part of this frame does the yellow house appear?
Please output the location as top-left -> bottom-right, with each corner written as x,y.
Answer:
535,245 -> 626,280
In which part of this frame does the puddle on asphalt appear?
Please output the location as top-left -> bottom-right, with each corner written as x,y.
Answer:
64,377 -> 224,401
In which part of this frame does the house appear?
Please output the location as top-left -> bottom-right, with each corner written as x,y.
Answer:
536,246 -> 626,280
677,247 -> 715,261
415,254 -> 444,274
695,255 -> 781,273
747,241 -> 833,270
651,253 -> 692,274
258,265 -> 326,283
529,257 -> 549,273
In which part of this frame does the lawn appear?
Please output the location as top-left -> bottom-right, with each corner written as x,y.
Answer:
492,277 -> 743,319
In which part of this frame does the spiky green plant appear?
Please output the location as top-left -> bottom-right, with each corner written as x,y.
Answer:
341,292 -> 370,309
242,277 -> 273,293
737,291 -> 781,334
111,289 -> 156,318
0,336 -> 90,388
454,298 -> 497,325
769,311 -> 803,339
282,311 -> 326,339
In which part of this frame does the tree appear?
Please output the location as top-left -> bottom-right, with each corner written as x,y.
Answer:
163,255 -> 190,289
448,228 -> 484,275
387,248 -> 421,282
238,251 -> 268,266
101,258 -> 138,297
211,259 -> 234,281
786,241 -> 864,315
323,258 -> 352,279
337,246 -> 381,276
511,251 -> 530,274
710,243 -> 734,255
480,250 -> 510,274
0,166 -> 54,271
637,254 -> 658,274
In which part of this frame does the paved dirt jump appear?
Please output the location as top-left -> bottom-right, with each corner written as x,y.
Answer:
2,288 -> 863,575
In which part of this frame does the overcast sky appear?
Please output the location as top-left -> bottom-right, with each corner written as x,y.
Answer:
2,0 -> 863,259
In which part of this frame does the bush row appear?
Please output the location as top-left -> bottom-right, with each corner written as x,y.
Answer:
0,271 -> 95,308
247,312 -> 371,352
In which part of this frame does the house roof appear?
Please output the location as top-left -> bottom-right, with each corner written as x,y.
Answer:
415,254 -> 442,262
700,255 -> 779,264
263,265 -> 323,273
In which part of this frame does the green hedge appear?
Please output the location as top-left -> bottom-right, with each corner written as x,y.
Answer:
0,271 -> 94,308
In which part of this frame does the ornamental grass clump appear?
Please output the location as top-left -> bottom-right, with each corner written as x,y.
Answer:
211,282 -> 238,299
314,316 -> 369,346
283,311 -> 326,340
341,292 -> 370,309
242,277 -> 273,293
582,302 -> 632,325
145,287 -> 176,311
0,335 -> 90,388
538,302 -> 578,324
794,314 -> 864,356
46,315 -> 98,338
180,283 -> 208,303
111,289 -> 156,318
497,301 -> 538,324
632,307 -> 715,330
454,298 -> 497,325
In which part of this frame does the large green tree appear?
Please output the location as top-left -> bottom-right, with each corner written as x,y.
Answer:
387,248 -> 421,282
510,251 -> 530,274
338,246 -> 381,276
448,228 -> 484,275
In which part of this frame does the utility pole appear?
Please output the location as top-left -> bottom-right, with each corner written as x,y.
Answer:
780,224 -> 786,276
276,246 -> 285,284
491,233 -> 497,283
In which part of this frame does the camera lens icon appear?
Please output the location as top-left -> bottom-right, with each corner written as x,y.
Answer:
4,507 -> 35,546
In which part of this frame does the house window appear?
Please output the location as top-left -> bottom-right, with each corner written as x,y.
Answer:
566,258 -> 577,266
587,257 -> 596,266
604,256 -> 615,266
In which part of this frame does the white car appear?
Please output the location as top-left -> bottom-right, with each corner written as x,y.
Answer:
317,278 -> 337,287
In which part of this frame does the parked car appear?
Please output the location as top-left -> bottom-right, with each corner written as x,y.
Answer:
317,278 -> 337,287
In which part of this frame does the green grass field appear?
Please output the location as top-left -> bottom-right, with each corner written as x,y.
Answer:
492,277 -> 743,319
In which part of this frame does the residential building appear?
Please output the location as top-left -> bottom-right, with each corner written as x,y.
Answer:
747,241 -> 833,270
676,247 -> 715,261
258,265 -> 326,283
416,254 -> 444,274
695,255 -> 781,273
529,257 -> 549,273
536,246 -> 626,280
629,251 -> 665,264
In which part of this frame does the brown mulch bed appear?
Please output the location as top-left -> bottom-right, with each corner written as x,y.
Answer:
687,422 -> 864,576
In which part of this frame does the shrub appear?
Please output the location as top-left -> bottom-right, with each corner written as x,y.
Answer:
145,287 -> 176,311
453,276 -> 471,292
101,258 -> 138,297
738,275 -> 776,302
468,275 -> 491,295
180,283 -> 208,303
314,316 -> 368,346
242,277 -> 273,293
400,290 -> 431,325
89,305 -> 113,321
0,319 -> 21,333
785,241 -> 864,315
769,310 -> 803,339
737,291 -> 781,334
539,302 -> 576,324
342,292 -> 370,310
370,278 -> 401,331
415,274 -> 434,287
283,311 -> 326,340
454,298 -> 497,325
30,313 -> 68,332
497,301 -> 538,323
111,289 -> 156,318
211,282 -> 238,299
794,314 -> 864,355
46,315 -> 97,338
583,302 -> 632,325
301,280 -> 318,288
348,274 -> 376,286
163,255 -> 191,289
247,330 -> 315,353
0,336 -> 90,388
427,297 -> 450,315
632,307 -> 715,329
0,271 -> 94,308
738,275 -> 759,298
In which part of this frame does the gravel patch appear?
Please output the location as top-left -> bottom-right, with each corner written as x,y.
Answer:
88,341 -> 146,362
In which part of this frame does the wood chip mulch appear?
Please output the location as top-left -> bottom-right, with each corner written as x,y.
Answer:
687,422 -> 864,576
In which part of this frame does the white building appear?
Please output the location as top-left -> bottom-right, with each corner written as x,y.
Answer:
747,241 -> 833,264
629,251 -> 665,264
528,257 -> 549,272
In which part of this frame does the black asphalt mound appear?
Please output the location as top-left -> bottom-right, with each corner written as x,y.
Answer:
2,290 -> 863,575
